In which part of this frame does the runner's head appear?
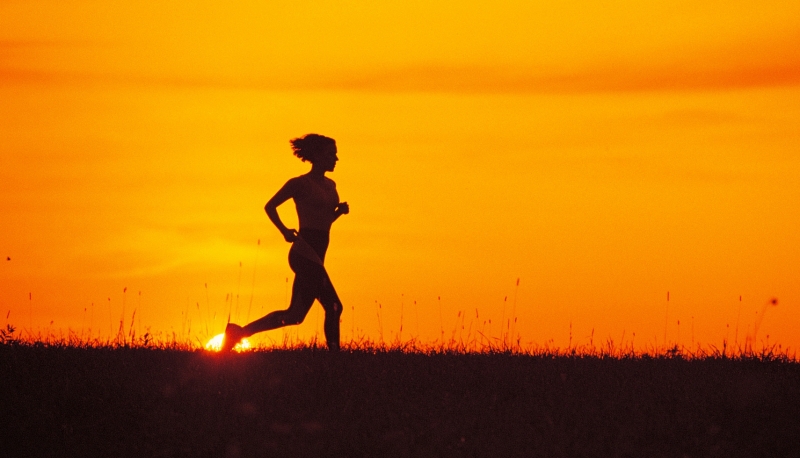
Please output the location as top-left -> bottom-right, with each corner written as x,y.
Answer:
290,134 -> 337,164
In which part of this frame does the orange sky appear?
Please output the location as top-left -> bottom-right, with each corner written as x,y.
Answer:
2,1 -> 799,352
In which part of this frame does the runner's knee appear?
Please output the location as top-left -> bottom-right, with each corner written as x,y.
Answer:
327,301 -> 343,318
284,312 -> 305,326
274,309 -> 304,326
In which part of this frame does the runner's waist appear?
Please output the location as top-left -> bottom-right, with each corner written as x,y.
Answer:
298,228 -> 329,261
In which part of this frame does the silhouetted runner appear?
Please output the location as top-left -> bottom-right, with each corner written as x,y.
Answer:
222,134 -> 349,351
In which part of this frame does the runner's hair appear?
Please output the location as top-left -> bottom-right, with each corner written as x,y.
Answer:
290,134 -> 336,163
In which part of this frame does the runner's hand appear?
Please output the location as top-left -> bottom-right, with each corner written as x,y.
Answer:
282,228 -> 298,243
336,202 -> 350,215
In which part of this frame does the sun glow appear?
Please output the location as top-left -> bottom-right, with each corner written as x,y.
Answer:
205,333 -> 252,352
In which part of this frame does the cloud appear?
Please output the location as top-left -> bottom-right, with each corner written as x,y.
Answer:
5,63 -> 799,94
3,37 -> 799,93
315,61 -> 800,93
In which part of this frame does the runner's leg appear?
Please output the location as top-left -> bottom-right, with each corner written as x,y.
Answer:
319,273 -> 343,351
242,255 -> 319,335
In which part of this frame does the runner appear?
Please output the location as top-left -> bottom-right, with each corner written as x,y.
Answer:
222,134 -> 349,351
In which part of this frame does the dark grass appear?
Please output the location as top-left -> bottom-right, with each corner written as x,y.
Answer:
2,342 -> 800,458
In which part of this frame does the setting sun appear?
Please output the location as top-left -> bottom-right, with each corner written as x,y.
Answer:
205,333 -> 252,352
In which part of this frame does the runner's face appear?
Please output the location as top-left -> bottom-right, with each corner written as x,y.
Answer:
317,145 -> 338,172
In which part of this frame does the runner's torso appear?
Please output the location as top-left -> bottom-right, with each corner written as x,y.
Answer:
292,174 -> 339,232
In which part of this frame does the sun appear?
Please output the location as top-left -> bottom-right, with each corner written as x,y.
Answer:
205,333 -> 252,352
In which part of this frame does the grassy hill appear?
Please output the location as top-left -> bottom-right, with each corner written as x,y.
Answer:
1,342 -> 798,457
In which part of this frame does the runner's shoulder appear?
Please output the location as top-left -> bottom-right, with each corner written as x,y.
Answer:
279,176 -> 306,197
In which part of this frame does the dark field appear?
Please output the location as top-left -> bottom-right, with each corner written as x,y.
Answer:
2,344 -> 799,458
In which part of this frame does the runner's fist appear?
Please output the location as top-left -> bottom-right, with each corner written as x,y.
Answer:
282,228 -> 298,243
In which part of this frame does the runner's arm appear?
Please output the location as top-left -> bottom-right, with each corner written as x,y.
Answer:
333,202 -> 349,222
265,180 -> 298,242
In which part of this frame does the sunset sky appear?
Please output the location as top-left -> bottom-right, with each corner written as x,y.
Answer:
2,0 -> 799,351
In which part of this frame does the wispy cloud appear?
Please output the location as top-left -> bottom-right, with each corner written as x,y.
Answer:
3,36 -> 799,93
5,62 -> 799,94
314,61 -> 800,93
